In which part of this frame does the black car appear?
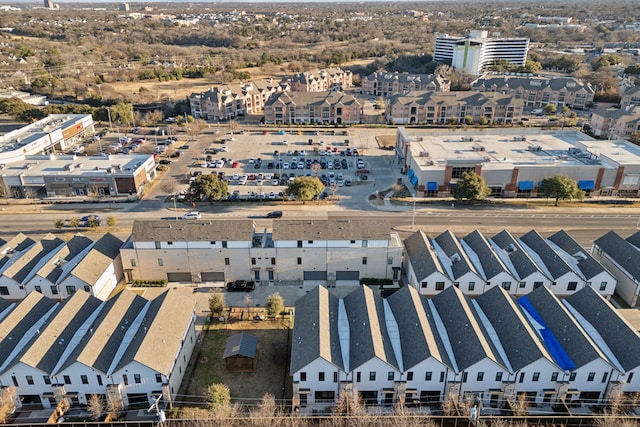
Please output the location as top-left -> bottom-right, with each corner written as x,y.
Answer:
226,280 -> 256,292
266,211 -> 283,218
159,159 -> 171,165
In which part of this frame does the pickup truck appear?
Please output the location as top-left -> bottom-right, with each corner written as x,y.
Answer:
226,280 -> 256,292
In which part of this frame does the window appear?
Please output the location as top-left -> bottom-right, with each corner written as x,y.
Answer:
26,375 -> 34,385
43,375 -> 51,385
407,372 -> 413,381
315,391 -> 335,402
97,375 -> 103,386
435,282 -> 445,291
157,258 -> 163,266
502,282 -> 511,290
569,372 -> 576,381
297,241 -> 303,248
167,241 -> 173,246
66,286 -> 76,295
600,282 -> 607,291
51,286 -> 58,295
518,372 -> 524,383
271,257 -> 276,265
350,240 -> 356,244
83,286 -> 90,292
333,372 -> 338,383
495,372 -> 503,382
462,372 -> 468,383
534,281 -> 543,288
552,281 -> 557,287
362,257 -> 367,265
362,240 -> 368,247
156,374 -> 162,383
319,372 -> 325,382
210,241 -> 216,245
369,372 -> 376,381
628,372 -> 634,383
532,372 -> 540,382
425,372 -> 432,381
34,286 -> 42,293
602,372 -> 608,383
388,372 -> 394,381
11,376 -> 18,387
225,258 -> 230,266
81,375 -> 88,384
222,241 -> 227,248
300,372 -> 307,382
567,281 -> 577,291
64,375 -> 71,385
587,372 -> 595,382
519,281 -> 526,288
123,374 -> 129,385
356,372 -> 361,383
421,282 -> 428,288
308,240 -> 313,244
251,257 -> 256,265
297,257 -> 302,265
439,372 -> 445,382
486,282 -> 491,287
551,372 -> 558,381
134,374 -> 141,384
454,282 -> 460,288
0,287 -> 9,296
477,372 -> 484,382
468,282 -> 475,291
155,241 -> 161,249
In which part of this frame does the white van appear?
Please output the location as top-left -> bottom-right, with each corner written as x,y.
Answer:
181,211 -> 201,220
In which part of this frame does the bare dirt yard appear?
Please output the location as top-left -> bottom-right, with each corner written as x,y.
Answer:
177,311 -> 292,417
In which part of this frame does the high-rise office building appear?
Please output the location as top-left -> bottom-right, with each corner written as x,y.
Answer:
435,30 -> 529,75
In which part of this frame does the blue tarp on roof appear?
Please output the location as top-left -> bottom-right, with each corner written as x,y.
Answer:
518,296 -> 576,371
407,169 -> 415,178
518,181 -> 535,191
578,180 -> 595,190
427,181 -> 438,191
411,175 -> 419,185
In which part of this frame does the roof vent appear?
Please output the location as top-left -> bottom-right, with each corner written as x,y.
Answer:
451,253 -> 461,263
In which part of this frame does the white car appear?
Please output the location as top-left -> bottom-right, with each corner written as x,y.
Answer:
220,146 -> 229,152
215,160 -> 225,168
282,162 -> 290,169
328,160 -> 334,168
181,211 -> 201,220
232,174 -> 240,180
119,136 -> 132,144
272,179 -> 279,186
297,162 -> 304,169
248,158 -> 255,164
268,192 -> 276,199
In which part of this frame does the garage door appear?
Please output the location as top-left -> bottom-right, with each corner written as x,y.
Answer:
336,271 -> 359,280
303,271 -> 327,281
167,272 -> 192,282
201,272 -> 225,282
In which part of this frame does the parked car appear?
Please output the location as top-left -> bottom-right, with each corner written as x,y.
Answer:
181,211 -> 201,220
266,211 -> 283,218
80,215 -> 101,227
226,280 -> 256,292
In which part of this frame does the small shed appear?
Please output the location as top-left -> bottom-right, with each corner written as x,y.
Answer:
223,332 -> 258,372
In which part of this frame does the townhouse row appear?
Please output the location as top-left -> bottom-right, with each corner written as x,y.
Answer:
0,289 -> 196,411
290,284 -> 640,414
404,229 -> 616,299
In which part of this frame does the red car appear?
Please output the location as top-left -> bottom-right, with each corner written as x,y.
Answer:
231,161 -> 239,168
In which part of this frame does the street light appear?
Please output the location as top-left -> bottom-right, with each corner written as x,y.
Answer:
412,196 -> 416,229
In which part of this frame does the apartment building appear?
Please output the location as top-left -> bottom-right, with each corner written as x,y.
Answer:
472,74 -> 595,109
120,219 -> 402,285
589,106 -> 640,140
286,68 -> 353,92
434,30 -> 529,75
620,86 -> 640,109
189,80 -> 284,121
592,230 -> 640,306
290,284 -> 639,413
395,127 -> 640,198
264,92 -> 363,125
385,91 -> 524,125
0,289 -> 196,410
360,72 -> 450,97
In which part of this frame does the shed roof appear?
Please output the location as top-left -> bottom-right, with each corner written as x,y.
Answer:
223,333 -> 258,359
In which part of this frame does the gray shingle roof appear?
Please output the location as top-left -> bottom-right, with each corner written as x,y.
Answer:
462,230 -> 511,281
273,219 -> 391,242
35,235 -> 94,284
223,333 -> 258,359
594,231 -> 640,280
519,230 -> 572,279
472,75 -> 593,94
386,286 -> 450,370
430,286 -> 503,371
475,286 -> 555,371
490,230 -> 543,280
626,230 -> 640,249
0,234 -> 36,270
2,234 -> 65,284
521,286 -> 607,369
403,231 -> 446,281
290,286 -> 343,374
548,230 -> 608,280
68,233 -> 123,286
131,220 -> 254,242
565,286 -> 640,372
434,230 -> 478,280
343,286 -> 398,371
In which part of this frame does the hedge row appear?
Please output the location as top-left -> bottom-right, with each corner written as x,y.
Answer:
131,280 -> 168,287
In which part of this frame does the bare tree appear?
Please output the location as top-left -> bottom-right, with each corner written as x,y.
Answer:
87,394 -> 105,421
106,398 -> 123,420
0,387 -> 16,424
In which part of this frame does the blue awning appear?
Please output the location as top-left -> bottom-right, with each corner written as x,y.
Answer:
407,169 -> 415,178
578,180 -> 595,190
518,181 -> 535,190
411,175 -> 418,185
427,181 -> 438,191
519,296 -> 576,371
